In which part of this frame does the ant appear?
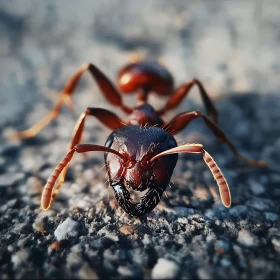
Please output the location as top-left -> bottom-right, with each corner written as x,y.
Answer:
12,61 -> 267,217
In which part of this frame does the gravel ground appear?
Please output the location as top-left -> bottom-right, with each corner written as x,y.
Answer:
1,94 -> 280,279
1,1 -> 280,279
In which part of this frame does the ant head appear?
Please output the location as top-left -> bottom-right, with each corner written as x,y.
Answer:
104,126 -> 178,214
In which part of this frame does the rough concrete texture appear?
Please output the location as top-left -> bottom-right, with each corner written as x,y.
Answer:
0,1 -> 280,279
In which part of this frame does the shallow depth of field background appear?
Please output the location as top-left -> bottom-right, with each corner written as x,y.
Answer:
0,1 -> 280,279
1,0 -> 280,126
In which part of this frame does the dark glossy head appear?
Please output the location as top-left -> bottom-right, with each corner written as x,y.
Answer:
118,61 -> 174,96
104,125 -> 178,216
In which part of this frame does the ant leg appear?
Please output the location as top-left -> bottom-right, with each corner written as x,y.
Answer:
158,79 -> 218,123
11,63 -> 132,140
150,143 -> 231,207
41,143 -> 126,210
53,108 -> 126,201
69,107 -> 125,150
163,110 -> 268,167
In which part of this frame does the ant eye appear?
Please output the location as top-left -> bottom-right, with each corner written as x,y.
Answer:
105,134 -> 114,148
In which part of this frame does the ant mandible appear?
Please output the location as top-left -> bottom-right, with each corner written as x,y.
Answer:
12,61 -> 267,217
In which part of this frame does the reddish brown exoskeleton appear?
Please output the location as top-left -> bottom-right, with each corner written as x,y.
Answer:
12,61 -> 267,216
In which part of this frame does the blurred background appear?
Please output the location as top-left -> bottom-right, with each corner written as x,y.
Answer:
1,1 -> 280,279
1,0 -> 280,127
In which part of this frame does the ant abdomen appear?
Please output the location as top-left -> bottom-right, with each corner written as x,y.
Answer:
118,61 -> 174,96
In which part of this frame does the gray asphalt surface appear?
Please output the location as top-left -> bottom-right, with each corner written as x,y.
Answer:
0,1 -> 280,279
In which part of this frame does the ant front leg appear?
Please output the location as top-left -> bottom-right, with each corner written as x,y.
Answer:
158,79 -> 218,123
51,107 -> 126,202
163,110 -> 268,167
11,63 -> 132,140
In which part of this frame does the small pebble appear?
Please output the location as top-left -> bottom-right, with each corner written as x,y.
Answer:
77,264 -> 99,279
32,220 -> 46,234
215,240 -> 230,254
249,179 -> 265,196
54,218 -> 80,241
265,212 -> 279,223
237,229 -> 258,248
119,225 -> 137,235
118,266 -> 134,277
271,238 -> 280,254
0,173 -> 24,187
48,240 -> 70,252
11,249 -> 29,269
151,258 -> 179,279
